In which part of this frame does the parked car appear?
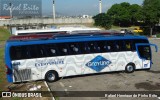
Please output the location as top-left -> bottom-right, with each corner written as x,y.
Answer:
120,29 -> 128,34
133,27 -> 143,33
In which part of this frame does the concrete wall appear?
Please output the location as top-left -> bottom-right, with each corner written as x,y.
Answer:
0,18 -> 94,26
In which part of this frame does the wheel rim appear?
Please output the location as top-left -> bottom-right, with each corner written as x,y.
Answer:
127,65 -> 133,72
48,73 -> 55,81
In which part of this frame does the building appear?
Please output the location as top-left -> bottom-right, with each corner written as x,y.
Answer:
0,16 -> 11,20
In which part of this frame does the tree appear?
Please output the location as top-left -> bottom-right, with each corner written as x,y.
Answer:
107,2 -> 132,27
107,2 -> 142,27
93,13 -> 113,29
142,0 -> 160,36
129,4 -> 143,25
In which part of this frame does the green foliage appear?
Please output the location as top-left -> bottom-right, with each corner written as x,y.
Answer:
156,33 -> 160,38
93,0 -> 160,33
0,27 -> 11,41
93,13 -> 113,29
107,2 -> 142,27
142,0 -> 160,26
129,4 -> 143,25
0,27 -> 10,91
141,0 -> 160,36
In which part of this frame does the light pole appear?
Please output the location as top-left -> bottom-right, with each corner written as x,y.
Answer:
9,3 -> 12,18
53,0 -> 56,21
99,0 -> 102,13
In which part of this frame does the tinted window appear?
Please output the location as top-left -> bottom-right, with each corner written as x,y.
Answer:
44,44 -> 58,57
78,42 -> 89,54
56,43 -> 69,56
106,41 -> 115,52
114,40 -> 124,51
10,46 -> 29,60
96,41 -> 108,53
68,43 -> 80,55
132,39 -> 149,50
87,41 -> 99,53
29,45 -> 46,58
10,39 -> 148,60
124,40 -> 133,51
10,45 -> 47,60
138,45 -> 151,60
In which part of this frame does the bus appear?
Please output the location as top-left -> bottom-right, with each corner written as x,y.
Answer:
13,29 -> 68,35
13,27 -> 101,35
5,33 -> 158,83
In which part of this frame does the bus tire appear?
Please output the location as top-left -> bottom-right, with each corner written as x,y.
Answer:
125,63 -> 135,73
45,70 -> 58,82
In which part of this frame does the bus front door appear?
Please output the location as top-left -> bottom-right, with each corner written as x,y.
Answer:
136,43 -> 158,69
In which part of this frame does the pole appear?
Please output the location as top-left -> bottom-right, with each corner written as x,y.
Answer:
53,0 -> 55,21
99,0 -> 102,13
9,3 -> 12,18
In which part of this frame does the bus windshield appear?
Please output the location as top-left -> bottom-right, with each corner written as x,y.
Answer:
138,45 -> 151,60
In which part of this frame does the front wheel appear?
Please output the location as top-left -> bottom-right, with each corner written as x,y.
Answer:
45,70 -> 58,82
125,64 -> 135,73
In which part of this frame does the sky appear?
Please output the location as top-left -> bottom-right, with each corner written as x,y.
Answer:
42,0 -> 144,16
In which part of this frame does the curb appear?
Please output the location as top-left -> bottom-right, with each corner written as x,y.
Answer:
44,81 -> 55,100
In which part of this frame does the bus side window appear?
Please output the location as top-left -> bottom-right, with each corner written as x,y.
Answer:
37,45 -> 47,58
68,43 -> 79,55
57,43 -> 69,56
28,45 -> 46,58
87,42 -> 99,53
124,40 -> 132,51
106,41 -> 114,52
114,40 -> 124,52
44,44 -> 58,57
96,41 -> 107,53
10,46 -> 28,60
10,47 -> 21,60
78,42 -> 88,54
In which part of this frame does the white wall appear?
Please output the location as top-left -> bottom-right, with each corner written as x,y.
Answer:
0,18 -> 94,26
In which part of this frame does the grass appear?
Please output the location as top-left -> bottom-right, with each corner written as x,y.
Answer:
0,27 -> 11,91
0,27 -> 11,41
156,33 -> 160,38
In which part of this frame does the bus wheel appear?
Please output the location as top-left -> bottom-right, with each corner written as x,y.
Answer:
45,70 -> 58,82
125,64 -> 135,73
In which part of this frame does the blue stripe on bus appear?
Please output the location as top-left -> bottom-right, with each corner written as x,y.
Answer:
7,75 -> 13,82
5,43 -> 13,82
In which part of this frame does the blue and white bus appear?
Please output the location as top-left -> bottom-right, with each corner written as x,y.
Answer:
5,33 -> 158,83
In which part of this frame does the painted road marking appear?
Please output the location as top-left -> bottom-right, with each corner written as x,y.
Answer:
59,82 -> 65,87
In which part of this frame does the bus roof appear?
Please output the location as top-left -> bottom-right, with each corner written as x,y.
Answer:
14,27 -> 101,35
8,31 -> 114,41
14,29 -> 68,35
6,32 -> 148,46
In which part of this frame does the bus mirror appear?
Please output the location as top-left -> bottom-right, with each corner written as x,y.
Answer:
150,44 -> 158,52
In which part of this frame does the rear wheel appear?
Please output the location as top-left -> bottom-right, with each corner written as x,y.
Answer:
45,70 -> 58,82
125,64 -> 135,73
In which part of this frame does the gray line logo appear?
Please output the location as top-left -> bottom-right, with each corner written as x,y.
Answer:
86,55 -> 111,72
